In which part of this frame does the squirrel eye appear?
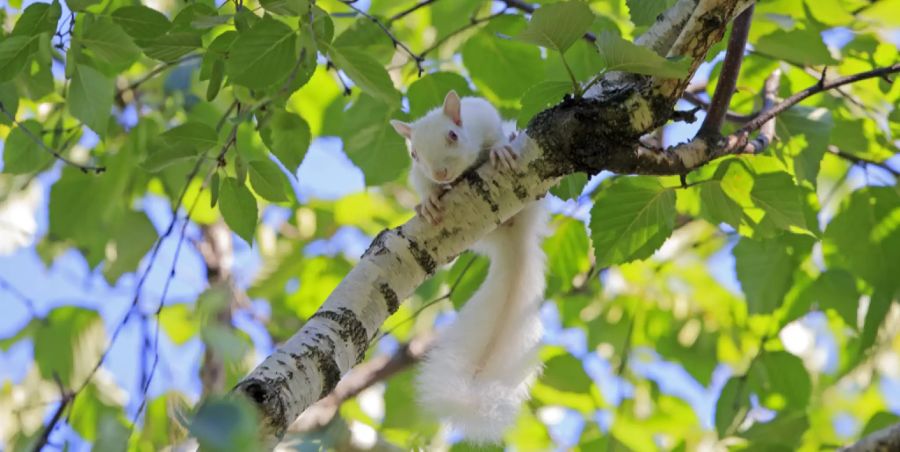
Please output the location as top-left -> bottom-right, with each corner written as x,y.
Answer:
411,149 -> 419,161
448,130 -> 458,142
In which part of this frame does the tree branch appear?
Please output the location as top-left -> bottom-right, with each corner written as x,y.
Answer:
840,422 -> 900,452
682,90 -> 755,123
697,3 -> 754,136
738,63 -> 900,135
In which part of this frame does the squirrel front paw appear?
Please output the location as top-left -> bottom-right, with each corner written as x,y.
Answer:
416,191 -> 444,225
490,143 -> 518,171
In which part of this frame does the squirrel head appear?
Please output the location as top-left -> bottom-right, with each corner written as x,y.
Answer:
391,90 -> 481,184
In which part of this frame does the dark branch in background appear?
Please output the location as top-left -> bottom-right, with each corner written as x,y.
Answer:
388,0 -> 440,22
339,0 -> 425,75
697,4 -> 754,136
829,145 -> 900,177
325,60 -> 353,96
841,422 -> 900,451
738,63 -> 900,134
197,222 -> 237,396
0,103 -> 105,174
681,90 -> 755,123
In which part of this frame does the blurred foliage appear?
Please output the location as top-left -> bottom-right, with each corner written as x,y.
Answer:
0,0 -> 899,450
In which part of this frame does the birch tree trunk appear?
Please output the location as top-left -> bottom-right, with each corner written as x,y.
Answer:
233,0 -> 755,445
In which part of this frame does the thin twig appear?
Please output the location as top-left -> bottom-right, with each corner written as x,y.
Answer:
0,103 -> 105,174
828,145 -> 899,177
0,275 -> 39,317
725,69 -> 780,154
115,54 -> 202,101
419,9 -> 509,59
31,376 -> 73,452
389,0 -> 440,22
698,4 -> 754,136
739,63 -> 900,135
339,0 -> 424,75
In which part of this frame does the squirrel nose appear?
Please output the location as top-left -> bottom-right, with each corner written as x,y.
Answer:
434,168 -> 449,181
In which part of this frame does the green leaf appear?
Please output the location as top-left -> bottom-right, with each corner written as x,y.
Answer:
595,31 -> 690,78
161,121 -> 219,151
68,64 -> 114,136
807,269 -> 859,327
0,82 -> 19,125
514,1 -> 594,53
407,72 -> 473,118
339,94 -> 407,186
0,36 -> 38,82
332,18 -> 395,64
66,0 -> 100,11
33,307 -> 105,386
249,159 -> 290,202
734,237 -> 797,315
448,253 -> 490,309
3,119 -> 52,174
12,0 -> 61,37
79,17 -> 141,73
191,397 -> 261,452
627,0 -> 668,26
755,29 -> 838,66
143,32 -> 202,62
750,351 -> 811,411
544,217 -> 591,294
103,211 -> 157,283
226,16 -> 297,89
160,303 -> 198,345
550,172 -> 588,200
260,0 -> 309,16
461,28 -> 545,100
824,187 -> 900,291
749,172 -> 809,233
698,180 -> 742,229
739,411 -> 809,450
219,177 -> 258,245
112,5 -> 172,41
861,412 -> 900,437
715,377 -> 749,438
327,45 -> 400,106
142,144 -> 201,172
857,289 -> 893,360
542,354 -> 592,393
517,80 -> 571,128
590,176 -> 676,267
206,59 -> 225,101
775,106 -> 832,187
260,110 -> 311,172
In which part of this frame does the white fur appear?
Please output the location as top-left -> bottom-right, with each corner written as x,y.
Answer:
393,94 -> 505,185
416,201 -> 548,444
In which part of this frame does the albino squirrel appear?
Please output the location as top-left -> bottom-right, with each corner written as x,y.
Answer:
391,91 -> 548,443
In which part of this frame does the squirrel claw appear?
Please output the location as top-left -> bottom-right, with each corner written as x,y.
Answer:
490,144 -> 518,171
416,192 -> 444,225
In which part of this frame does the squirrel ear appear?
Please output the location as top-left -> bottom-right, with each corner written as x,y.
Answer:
390,120 -> 412,138
443,90 -> 462,126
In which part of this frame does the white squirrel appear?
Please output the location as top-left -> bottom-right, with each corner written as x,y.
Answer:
390,91 -> 548,443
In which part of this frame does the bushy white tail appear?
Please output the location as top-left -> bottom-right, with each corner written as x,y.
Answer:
416,201 -> 548,443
